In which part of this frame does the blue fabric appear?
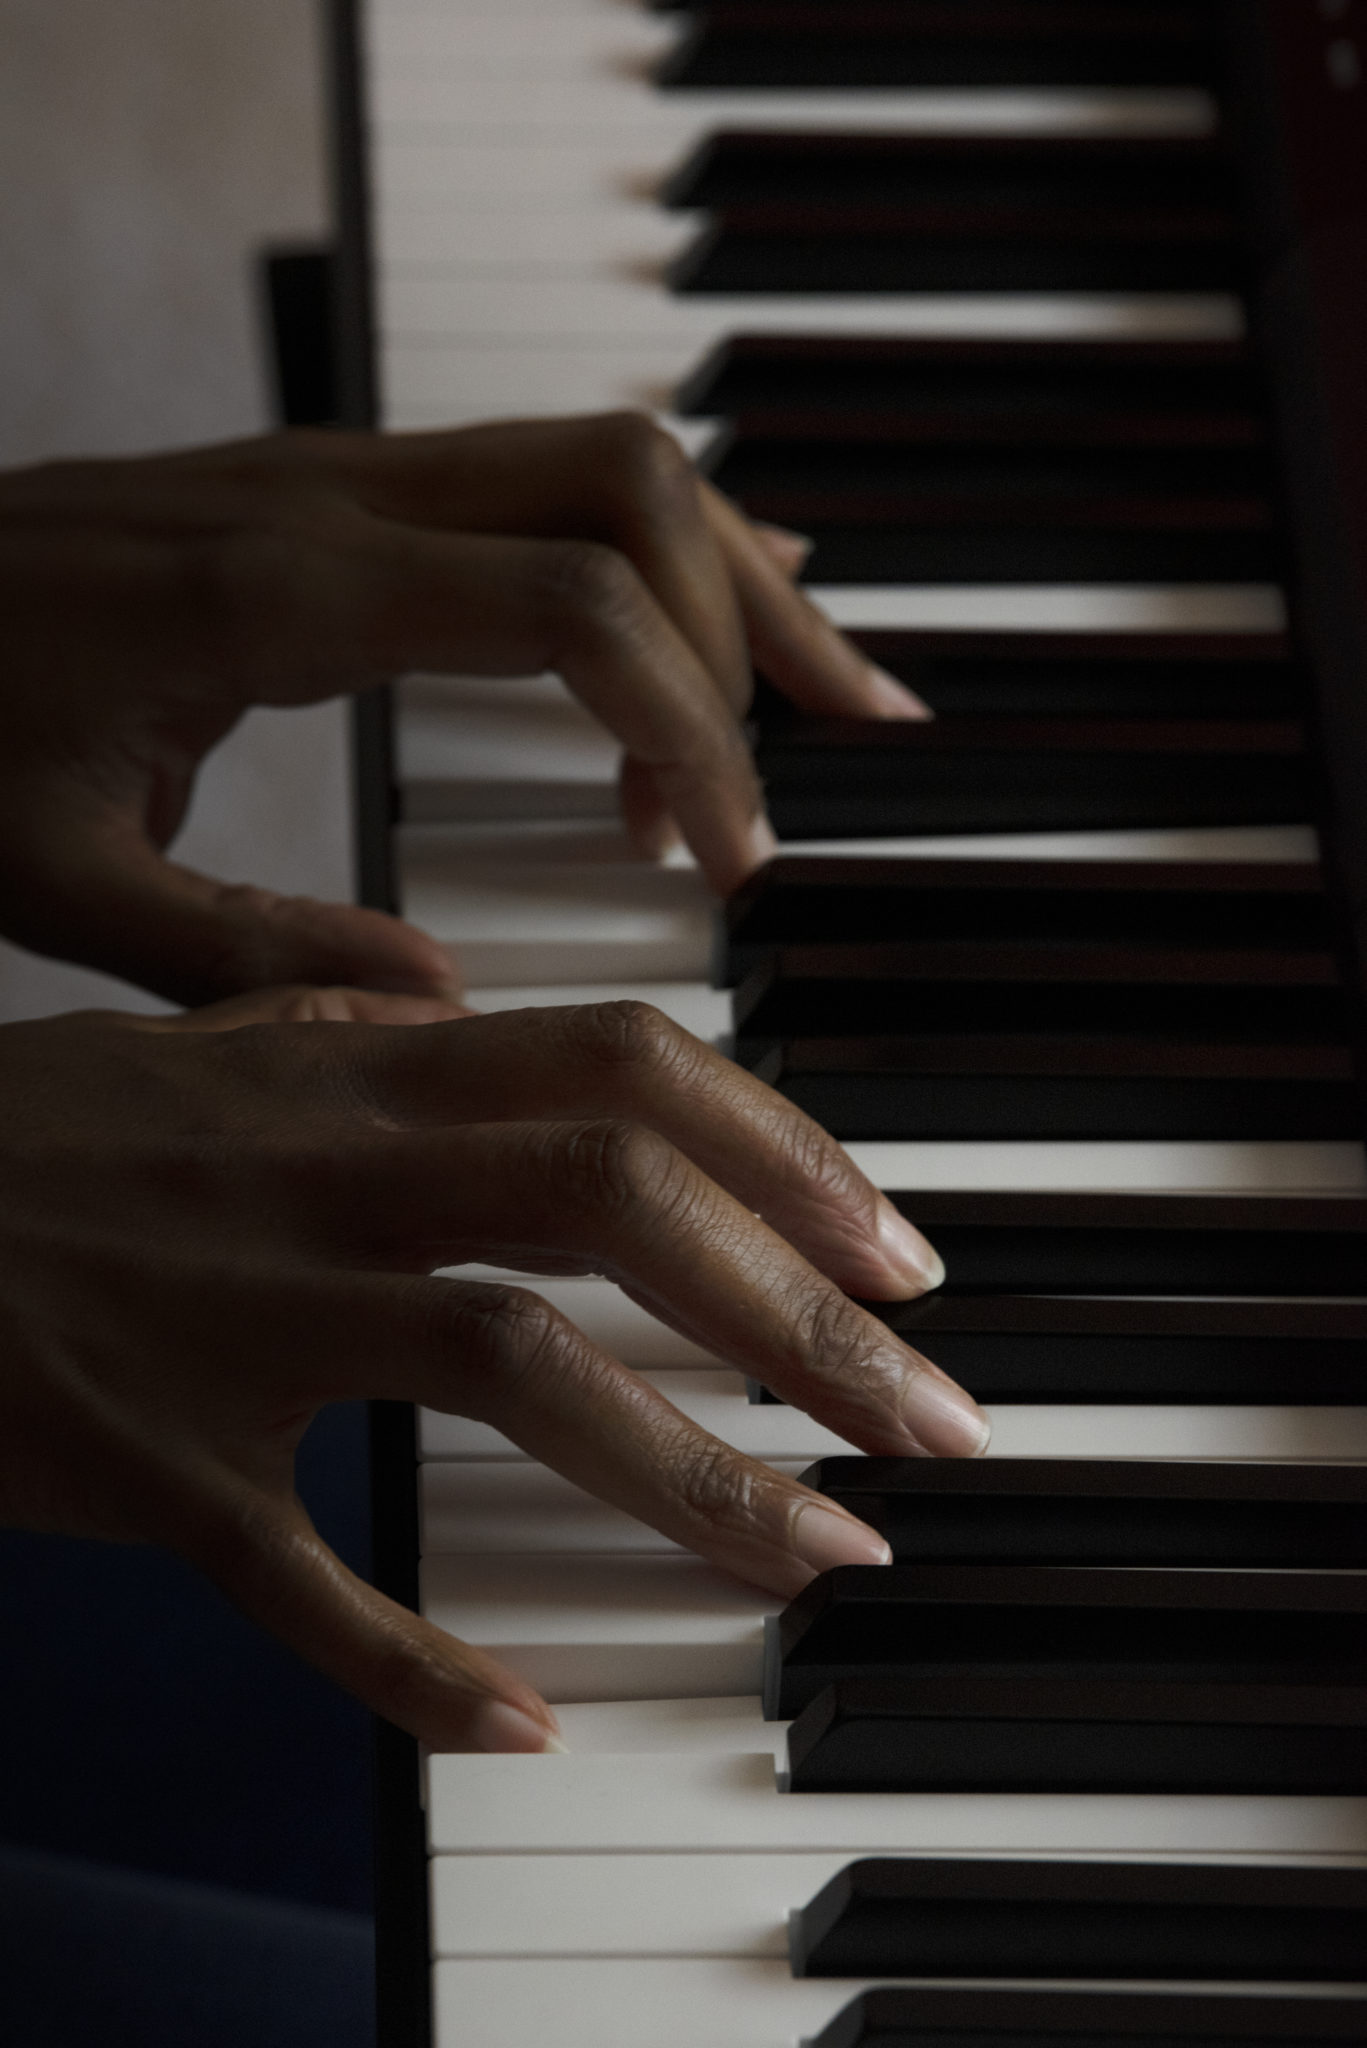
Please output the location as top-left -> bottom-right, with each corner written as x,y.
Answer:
0,1404 -> 374,1912
0,1848 -> 374,2048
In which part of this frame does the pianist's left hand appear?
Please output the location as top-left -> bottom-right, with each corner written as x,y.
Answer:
0,415 -> 929,1008
0,986 -> 984,1752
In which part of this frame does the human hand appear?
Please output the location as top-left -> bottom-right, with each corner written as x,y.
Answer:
0,416 -> 928,1006
0,993 -> 981,1751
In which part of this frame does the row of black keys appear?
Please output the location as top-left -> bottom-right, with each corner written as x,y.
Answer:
654,2 -> 1227,91
782,1456 -> 1367,1762
812,1985 -> 1366,2048
723,857 -> 1367,1139
688,339 -> 1278,586
750,1189 -> 1367,1400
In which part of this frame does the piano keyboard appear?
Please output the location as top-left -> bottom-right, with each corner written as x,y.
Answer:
340,0 -> 1367,2041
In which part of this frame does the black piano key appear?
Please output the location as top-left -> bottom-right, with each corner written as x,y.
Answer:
721,858 -> 1330,980
857,1297 -> 1367,1405
792,523 -> 1278,583
752,719 -> 1306,838
670,209 -> 1243,295
809,1985 -> 1367,2048
708,439 -> 1278,582
764,1565 -> 1367,1717
868,1190 -> 1367,1294
786,1677 -> 1367,1794
676,336 -> 1265,432
663,131 -> 1235,216
733,943 -> 1346,1045
790,1860 -> 1367,1982
660,6 -> 1223,91
796,1459 -> 1367,1567
757,633 -> 1299,721
751,1035 -> 1359,1140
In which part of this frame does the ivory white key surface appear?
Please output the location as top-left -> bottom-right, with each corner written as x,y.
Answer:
419,1459 -> 808,1557
417,1371 -> 860,1462
424,1960 -> 893,2048
427,1752 -> 1367,1859
551,1695 -> 784,1756
417,1376 -> 1367,1465
429,1851 -> 837,1959
420,1552 -> 769,1700
432,1960 -> 1365,2048
430,1847 -> 1367,1961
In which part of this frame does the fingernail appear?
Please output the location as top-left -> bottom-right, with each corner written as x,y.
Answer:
746,813 -> 780,868
471,1699 -> 564,1754
794,1502 -> 893,1575
866,664 -> 935,720
755,523 -> 817,574
901,1369 -> 992,1460
876,1197 -> 946,1294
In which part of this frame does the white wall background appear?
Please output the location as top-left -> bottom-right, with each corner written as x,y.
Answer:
0,0 -> 354,1021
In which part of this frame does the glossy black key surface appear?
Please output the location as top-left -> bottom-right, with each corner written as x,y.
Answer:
676,337 -> 1265,434
752,1035 -> 1358,1140
787,1678 -> 1367,1795
765,1565 -> 1367,1717
721,859 -> 1329,980
660,5 -> 1222,90
791,1860 -> 1367,1981
664,132 -> 1235,216
797,1459 -> 1367,1567
752,720 -> 1305,838
733,943 -> 1346,1045
839,1297 -> 1367,1405
670,206 -> 1242,295
771,632 -> 1297,720
706,443 -> 1278,582
810,1986 -> 1367,2048
868,1191 -> 1367,1294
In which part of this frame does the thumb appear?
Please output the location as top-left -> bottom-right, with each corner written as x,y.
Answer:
21,825 -> 461,1008
192,1488 -> 562,1753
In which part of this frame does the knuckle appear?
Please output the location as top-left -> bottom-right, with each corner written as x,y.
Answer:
592,410 -> 695,507
555,1116 -> 680,1222
428,1282 -> 589,1421
670,1433 -> 765,1540
565,999 -> 690,1084
533,536 -> 642,631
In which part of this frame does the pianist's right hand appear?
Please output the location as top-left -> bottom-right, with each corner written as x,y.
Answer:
0,989 -> 987,1753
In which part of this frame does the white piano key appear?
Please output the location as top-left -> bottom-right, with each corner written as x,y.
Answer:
551,1694 -> 783,1757
417,1370 -> 860,1461
420,1551 -> 769,1700
373,83 -> 1220,143
430,1851 -> 831,1959
383,277 -> 1244,347
814,585 -> 1288,634
420,1459 -> 806,1556
418,1383 -> 1367,1466
427,1751 -> 1367,1858
379,203 -> 699,275
462,981 -> 731,1043
428,1959 -> 902,2048
430,1846 -> 1367,1962
433,1959 -> 1367,2048
400,821 -> 712,983
845,1142 -> 1367,1192
370,3 -> 676,72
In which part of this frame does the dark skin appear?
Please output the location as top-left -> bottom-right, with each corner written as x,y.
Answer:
0,417 -> 971,1753
0,412 -> 927,1004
